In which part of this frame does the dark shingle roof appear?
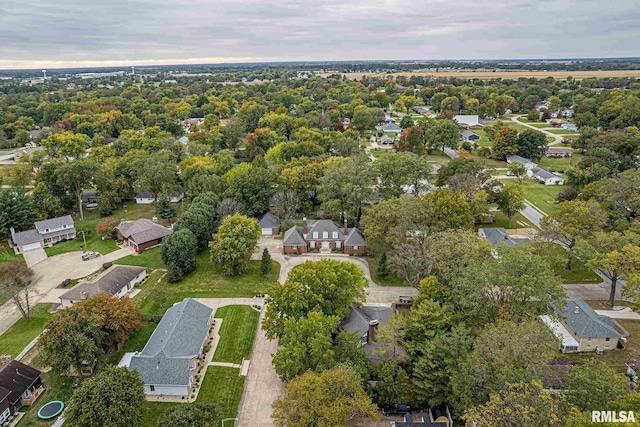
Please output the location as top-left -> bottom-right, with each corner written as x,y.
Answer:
282,226 -> 307,246
344,228 -> 367,246
60,265 -> 145,301
258,212 -> 280,228
116,219 -> 173,245
13,229 -> 43,245
34,215 -> 74,232
479,227 -> 516,246
0,360 -> 41,405
136,191 -> 155,199
129,352 -> 192,387
553,298 -> 629,339
531,167 -> 558,180
340,305 -> 393,338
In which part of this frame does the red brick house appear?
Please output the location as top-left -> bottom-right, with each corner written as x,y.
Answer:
258,212 -> 280,236
282,219 -> 367,255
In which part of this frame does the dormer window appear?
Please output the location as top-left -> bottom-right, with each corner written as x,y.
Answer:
312,232 -> 318,239
322,232 -> 328,239
332,232 -> 338,239
45,229 -> 49,232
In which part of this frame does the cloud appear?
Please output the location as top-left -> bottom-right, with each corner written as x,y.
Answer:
0,0 -> 638,69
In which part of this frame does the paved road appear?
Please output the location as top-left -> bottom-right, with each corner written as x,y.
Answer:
520,200 -> 546,228
442,147 -> 458,159
0,247 -> 132,335
510,114 -> 565,146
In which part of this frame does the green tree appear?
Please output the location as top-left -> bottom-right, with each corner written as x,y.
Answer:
372,360 -> 410,408
517,129 -> 548,161
483,120 -> 506,141
423,119 -> 460,151
491,126 -> 519,160
65,366 -> 145,427
399,114 -> 415,129
209,214 -> 261,275
272,365 -> 377,427
497,185 -> 525,227
161,228 -> 198,282
261,248 -> 273,275
508,162 -> 527,184
527,109 -> 540,121
0,189 -> 36,238
225,165 -> 279,216
133,152 -> 177,202
263,260 -> 367,339
372,151 -> 432,199
567,360 -> 629,412
157,404 -> 220,427
397,126 -> 425,154
55,158 -> 99,220
272,312 -> 339,381
41,131 -> 90,159
317,157 -> 373,223
155,198 -> 177,220
377,252 -> 389,279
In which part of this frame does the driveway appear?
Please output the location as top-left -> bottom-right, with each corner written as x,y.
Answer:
0,247 -> 132,335
510,114 -> 565,146
595,307 -> 640,320
22,248 -> 47,267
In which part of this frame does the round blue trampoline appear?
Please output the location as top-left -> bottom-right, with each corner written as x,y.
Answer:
37,401 -> 64,419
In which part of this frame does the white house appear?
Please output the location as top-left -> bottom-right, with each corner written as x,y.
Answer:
453,115 -> 482,129
527,167 -> 565,185
506,155 -> 537,170
135,192 -> 155,204
11,215 -> 76,253
59,265 -> 147,308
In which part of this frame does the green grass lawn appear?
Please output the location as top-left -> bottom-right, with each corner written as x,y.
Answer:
0,304 -> 53,358
213,305 -> 260,364
472,129 -> 492,147
482,210 -> 535,230
114,246 -> 165,271
538,242 -> 601,284
45,219 -> 119,257
133,253 -> 279,316
506,122 -> 530,133
546,129 -> 579,135
82,202 -> 181,227
538,155 -> 581,172
197,366 -> 246,417
0,248 -> 21,264
106,321 -> 158,365
502,179 -> 564,215
366,253 -> 406,286
17,371 -> 75,427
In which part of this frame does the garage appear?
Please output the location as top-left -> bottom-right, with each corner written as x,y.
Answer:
261,228 -> 273,236
22,242 -> 43,251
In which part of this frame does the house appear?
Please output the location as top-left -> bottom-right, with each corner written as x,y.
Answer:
258,212 -> 280,236
460,130 -> 480,142
340,304 -> 402,363
380,135 -> 395,145
541,298 -> 629,353
375,121 -> 402,134
561,109 -> 574,118
135,192 -> 155,204
561,123 -> 578,132
10,215 -> 76,253
115,218 -> 173,252
59,265 -> 147,308
282,219 -> 367,255
453,115 -> 482,129
506,155 -> 537,170
414,106 -> 430,115
477,227 -> 526,247
391,408 -> 453,426
178,136 -> 189,145
126,299 -> 213,396
169,192 -> 185,203
0,356 -> 44,424
527,167 -> 564,185
546,147 -> 572,158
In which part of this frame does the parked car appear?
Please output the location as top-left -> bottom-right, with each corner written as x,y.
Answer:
82,251 -> 100,261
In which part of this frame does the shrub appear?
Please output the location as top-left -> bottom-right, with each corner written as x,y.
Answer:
60,278 -> 72,287
102,262 -> 113,269
99,205 -> 114,217
96,217 -> 119,235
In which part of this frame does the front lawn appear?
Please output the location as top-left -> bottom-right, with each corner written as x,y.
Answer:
483,210 -> 535,229
472,129 -> 491,147
546,129 -> 579,135
538,242 -> 602,284
133,253 -> 279,316
502,179 -> 565,215
0,304 -> 53,358
366,253 -> 406,287
114,246 -> 165,271
213,305 -> 260,364
197,366 -> 246,418
45,220 -> 119,257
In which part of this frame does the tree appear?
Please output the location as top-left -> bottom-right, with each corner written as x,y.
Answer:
390,242 -> 434,287
263,260 -> 367,339
372,152 -> 432,199
463,381 -> 568,427
216,197 -> 245,221
272,365 -> 377,427
41,131 -> 90,159
540,200 -> 608,270
497,185 -> 525,227
0,261 -> 35,320
399,114 -> 414,129
317,157 -> 373,223
577,232 -> 640,306
161,228 -> 198,282
56,158 -> 99,220
157,404 -> 220,427
65,366 -> 145,427
527,109 -> 540,121
225,165 -> 278,216
396,126 -> 425,154
133,152 -> 177,203
31,182 -> 64,220
484,120 -> 506,141
517,129 -> 548,161
223,118 -> 246,149
508,162 -> 527,184
376,252 -> 389,279
270,191 -> 298,226
155,198 -> 177,220
351,105 -> 379,131
0,189 -> 36,238
491,126 -> 519,160
96,217 -> 119,235
423,119 -> 460,151
209,214 -> 261,275
372,360 -> 410,408
567,360 -> 629,412
272,312 -> 338,381
261,248 -> 273,275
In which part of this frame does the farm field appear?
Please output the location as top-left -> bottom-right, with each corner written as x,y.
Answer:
321,69 -> 640,80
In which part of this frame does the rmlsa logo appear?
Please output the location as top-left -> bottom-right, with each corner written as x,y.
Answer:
592,411 -> 635,423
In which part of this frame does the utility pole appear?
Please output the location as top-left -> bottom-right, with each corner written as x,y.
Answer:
80,230 -> 87,251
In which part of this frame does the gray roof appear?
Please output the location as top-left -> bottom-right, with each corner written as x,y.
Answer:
380,135 -> 394,142
258,212 -> 280,228
478,227 -> 517,246
34,215 -> 74,232
340,305 -> 393,338
282,226 -> 307,246
282,220 -> 367,247
60,265 -> 145,301
553,298 -> 629,339
129,299 -> 213,386
530,167 -> 558,180
376,122 -> 402,132
461,130 -> 479,139
507,155 -> 534,165
12,229 -> 43,245
116,219 -> 173,245
307,220 -> 344,240
136,191 -> 155,199
344,228 -> 367,246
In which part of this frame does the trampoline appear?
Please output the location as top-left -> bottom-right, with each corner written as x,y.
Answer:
37,401 -> 64,419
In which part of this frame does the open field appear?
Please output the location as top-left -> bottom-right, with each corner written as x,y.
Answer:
321,69 -> 640,80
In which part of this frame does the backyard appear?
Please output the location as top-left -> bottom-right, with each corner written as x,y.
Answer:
0,304 -> 53,357
114,246 -> 166,271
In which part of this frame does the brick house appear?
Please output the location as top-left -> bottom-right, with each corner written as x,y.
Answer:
258,212 -> 280,236
282,219 -> 367,255
114,218 -> 173,252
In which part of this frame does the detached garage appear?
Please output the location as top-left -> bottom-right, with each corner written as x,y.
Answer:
259,212 -> 280,236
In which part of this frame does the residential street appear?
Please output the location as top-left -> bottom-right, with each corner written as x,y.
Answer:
510,114 -> 565,146
0,248 -> 132,335
520,200 -> 546,227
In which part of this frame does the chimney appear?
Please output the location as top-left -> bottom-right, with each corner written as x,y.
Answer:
368,320 -> 379,343
344,219 -> 348,235
302,217 -> 307,234
574,306 -> 580,314
10,227 -> 16,245
1,354 -> 12,365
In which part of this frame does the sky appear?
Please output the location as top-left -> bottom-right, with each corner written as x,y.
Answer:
0,0 -> 639,69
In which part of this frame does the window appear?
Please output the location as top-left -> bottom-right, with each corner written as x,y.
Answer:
312,232 -> 318,239
332,231 -> 338,239
292,246 -> 298,250
45,228 -> 49,232
322,231 -> 328,239
353,245 -> 359,250
605,337 -> 611,342
150,385 -> 155,392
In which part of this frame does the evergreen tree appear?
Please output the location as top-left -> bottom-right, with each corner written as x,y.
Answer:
377,252 -> 389,279
261,248 -> 273,275
155,198 -> 177,220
